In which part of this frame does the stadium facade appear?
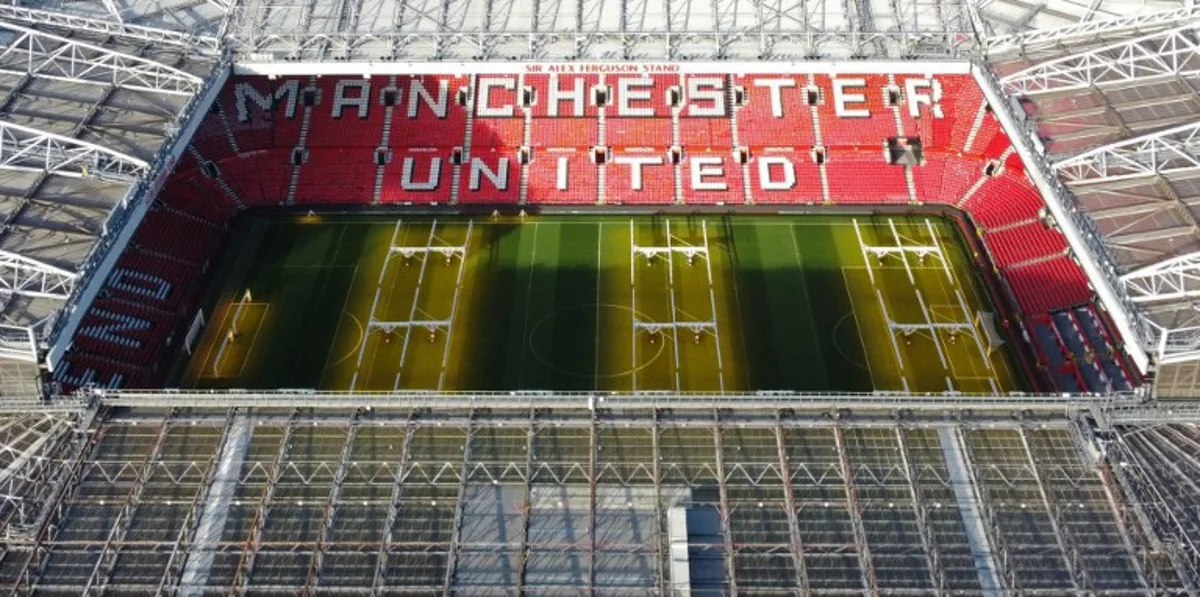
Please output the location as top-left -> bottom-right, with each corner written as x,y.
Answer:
1,0 -> 1200,594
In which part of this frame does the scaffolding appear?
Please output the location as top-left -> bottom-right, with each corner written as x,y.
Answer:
0,404 -> 1190,595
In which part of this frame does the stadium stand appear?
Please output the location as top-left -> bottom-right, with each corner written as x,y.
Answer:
54,71 -> 1104,391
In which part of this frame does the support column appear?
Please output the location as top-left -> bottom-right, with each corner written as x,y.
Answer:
773,417 -> 810,593
231,410 -> 298,595
936,425 -> 1003,596
372,408 -> 416,595
832,424 -> 879,597
711,410 -> 739,597
441,408 -> 477,596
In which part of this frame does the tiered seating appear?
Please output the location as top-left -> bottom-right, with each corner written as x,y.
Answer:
1005,256 -> 1093,314
189,104 -> 235,158
1075,304 -> 1135,390
53,352 -> 143,390
530,118 -> 596,149
525,74 -> 599,118
294,148 -> 377,204
458,151 -> 520,205
1052,310 -> 1112,392
964,172 -> 1043,230
825,153 -> 908,204
816,75 -> 897,147
680,74 -> 729,119
748,150 -> 822,204
678,118 -> 732,150
526,149 -> 596,204
378,148 -> 454,204
681,152 -> 744,204
160,171 -> 238,221
734,75 -> 816,148
938,76 -> 985,155
607,117 -> 673,149
75,300 -> 180,364
134,208 -> 224,262
1025,315 -> 1085,392
106,250 -> 195,304
893,75 -> 941,139
983,222 -> 1067,268
306,77 -> 387,148
217,149 -> 292,206
608,74 -> 676,117
975,118 -> 1009,157
386,75 -> 469,148
472,117 -> 525,148
912,155 -> 979,206
606,149 -> 674,205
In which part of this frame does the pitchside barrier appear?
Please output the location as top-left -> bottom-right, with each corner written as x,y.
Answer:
83,388 -> 1144,411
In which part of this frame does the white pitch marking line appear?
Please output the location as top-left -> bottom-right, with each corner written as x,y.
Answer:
876,287 -> 908,377
437,220 -> 473,390
889,218 -> 916,285
516,221 -> 541,388
701,220 -> 726,394
395,221 -> 440,390
665,219 -> 683,392
351,218 -> 406,392
594,221 -> 603,390
925,218 -> 953,283
237,305 -> 271,377
916,289 -> 949,370
853,218 -> 875,285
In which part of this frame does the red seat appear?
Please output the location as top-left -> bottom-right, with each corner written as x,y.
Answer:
605,149 -> 674,205
378,148 -> 454,204
826,152 -> 909,204
681,152 -> 744,205
748,149 -> 822,204
734,74 -> 816,149
527,149 -> 597,205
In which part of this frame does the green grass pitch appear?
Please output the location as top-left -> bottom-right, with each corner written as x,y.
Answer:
180,213 -> 1028,394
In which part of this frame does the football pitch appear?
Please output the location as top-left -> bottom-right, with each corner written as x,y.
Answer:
180,213 -> 1028,395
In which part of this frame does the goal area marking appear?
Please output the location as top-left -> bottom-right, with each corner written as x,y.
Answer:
853,217 -> 1000,393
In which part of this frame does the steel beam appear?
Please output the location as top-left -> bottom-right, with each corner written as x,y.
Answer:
1000,24 -> 1200,96
0,22 -> 205,95
0,5 -> 221,55
1121,250 -> 1200,304
0,120 -> 149,182
231,410 -> 297,595
1056,121 -> 1200,185
983,6 -> 1200,57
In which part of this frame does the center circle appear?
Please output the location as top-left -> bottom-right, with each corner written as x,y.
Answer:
527,303 -> 666,379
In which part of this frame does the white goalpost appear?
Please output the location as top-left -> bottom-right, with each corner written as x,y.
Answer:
629,218 -> 725,393
211,288 -> 255,376
349,218 -> 472,392
854,217 -> 999,392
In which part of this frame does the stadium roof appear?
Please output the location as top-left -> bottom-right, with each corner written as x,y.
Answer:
0,0 -> 1198,395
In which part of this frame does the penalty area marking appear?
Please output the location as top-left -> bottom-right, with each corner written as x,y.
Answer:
324,311 -> 365,370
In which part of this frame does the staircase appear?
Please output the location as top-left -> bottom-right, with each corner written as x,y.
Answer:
727,75 -> 752,205
671,90 -> 684,206
372,75 -> 398,204
809,75 -> 830,204
189,146 -> 245,209
955,176 -> 988,208
962,101 -> 989,154
519,73 -> 532,206
596,74 -> 606,205
217,102 -> 241,155
904,166 -> 919,205
285,76 -> 317,206
450,75 -> 476,206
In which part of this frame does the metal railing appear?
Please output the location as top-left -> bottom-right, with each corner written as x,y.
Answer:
85,388 -> 1143,411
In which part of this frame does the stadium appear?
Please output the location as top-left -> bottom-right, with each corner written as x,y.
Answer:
1,0 -> 1200,593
